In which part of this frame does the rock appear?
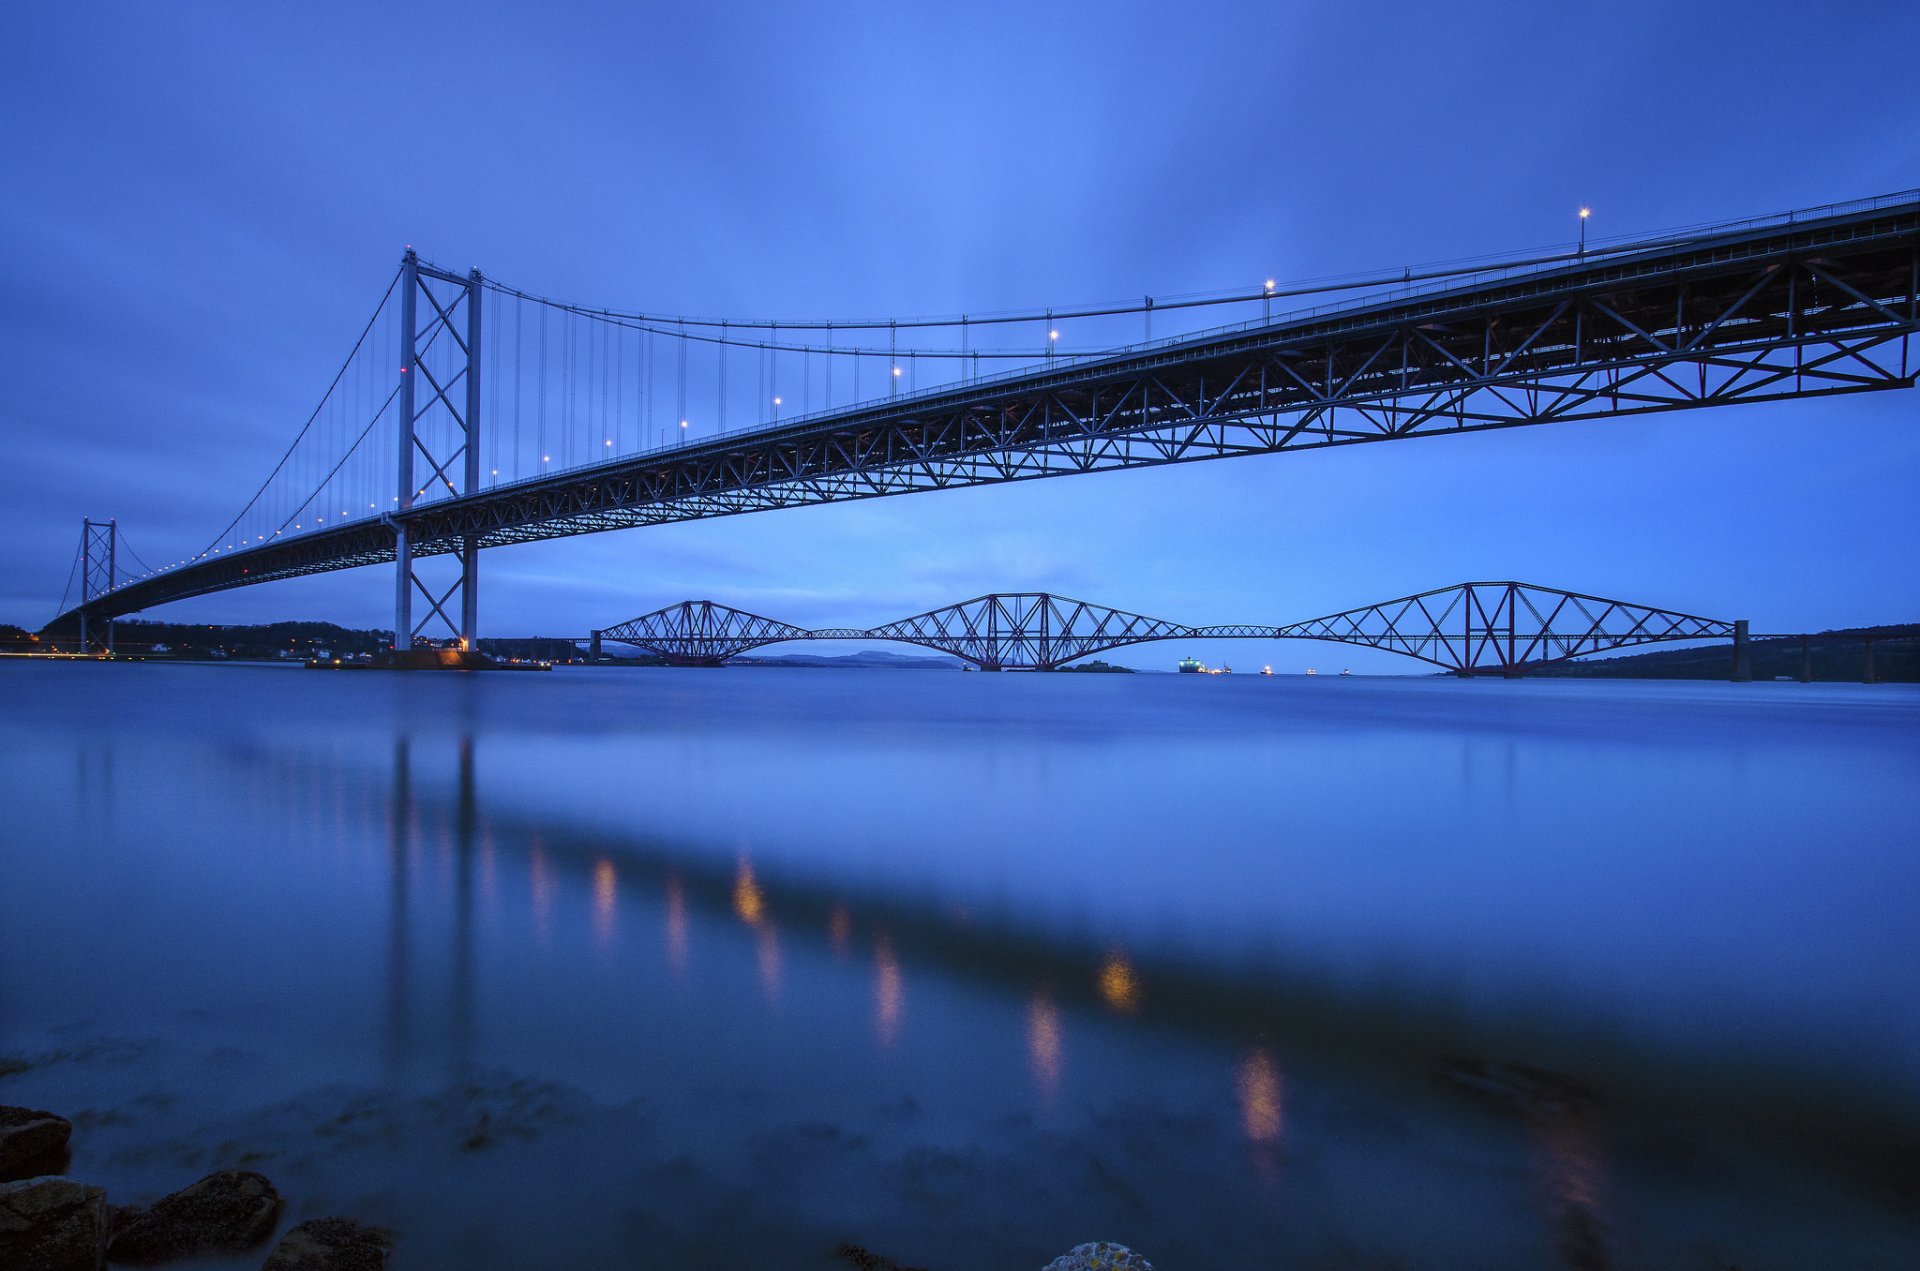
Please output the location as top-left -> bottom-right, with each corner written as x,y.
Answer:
835,1242 -> 927,1271
1433,1057 -> 1601,1122
0,1176 -> 108,1271
105,1169 -> 281,1263
0,1107 -> 73,1180
1042,1241 -> 1155,1271
262,1217 -> 395,1270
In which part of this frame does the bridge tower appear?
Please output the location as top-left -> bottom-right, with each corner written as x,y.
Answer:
392,250 -> 484,653
78,517 -> 117,655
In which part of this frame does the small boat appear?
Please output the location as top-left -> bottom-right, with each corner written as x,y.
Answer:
1305,668 -> 1317,676
1260,665 -> 1273,676
1339,669 -> 1352,677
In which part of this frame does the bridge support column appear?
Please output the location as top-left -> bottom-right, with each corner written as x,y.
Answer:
1731,620 -> 1751,682
391,252 -> 483,655
589,630 -> 602,661
77,518 -> 118,656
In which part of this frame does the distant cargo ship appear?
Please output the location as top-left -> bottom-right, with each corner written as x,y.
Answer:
1177,656 -> 1232,675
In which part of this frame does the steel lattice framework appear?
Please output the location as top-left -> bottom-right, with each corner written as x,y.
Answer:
598,601 -> 811,665
867,594 -> 1188,670
51,193 -> 1920,633
592,583 -> 1740,672
1258,581 -> 1735,672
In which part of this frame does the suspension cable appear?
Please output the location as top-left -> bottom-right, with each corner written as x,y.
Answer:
471,231 -> 1684,344
198,270 -> 401,556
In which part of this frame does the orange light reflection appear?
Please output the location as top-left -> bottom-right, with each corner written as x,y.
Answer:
528,843 -> 552,944
732,859 -> 765,926
1097,953 -> 1140,1013
874,935 -> 904,1047
1027,992 -> 1062,1097
1236,1048 -> 1282,1143
665,875 -> 688,975
591,857 -> 617,951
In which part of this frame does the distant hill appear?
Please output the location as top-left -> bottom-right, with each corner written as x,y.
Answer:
1529,625 -> 1918,682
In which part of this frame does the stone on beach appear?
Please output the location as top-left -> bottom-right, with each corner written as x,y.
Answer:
0,1176 -> 108,1271
262,1217 -> 395,1270
105,1169 -> 282,1263
835,1241 -> 928,1270
1042,1241 -> 1155,1270
0,1106 -> 73,1179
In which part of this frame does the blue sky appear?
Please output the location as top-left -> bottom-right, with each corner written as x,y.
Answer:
3,1 -> 1916,670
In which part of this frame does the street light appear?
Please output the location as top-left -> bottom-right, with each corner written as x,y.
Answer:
1264,277 -> 1276,322
1578,206 -> 1591,256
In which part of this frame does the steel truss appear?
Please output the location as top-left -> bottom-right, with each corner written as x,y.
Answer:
77,518 -> 117,654
592,583 -> 1738,672
1256,581 -> 1735,673
54,197 -> 1920,630
597,601 -> 810,665
392,251 -> 483,651
869,594 -> 1186,670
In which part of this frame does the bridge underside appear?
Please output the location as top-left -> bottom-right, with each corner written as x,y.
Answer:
52,196 -> 1920,634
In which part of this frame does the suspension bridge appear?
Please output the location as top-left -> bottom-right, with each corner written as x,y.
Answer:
589,583 -> 1749,674
44,191 -> 1920,654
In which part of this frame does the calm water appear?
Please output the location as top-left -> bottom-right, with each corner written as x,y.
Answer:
1,661 -> 1916,1268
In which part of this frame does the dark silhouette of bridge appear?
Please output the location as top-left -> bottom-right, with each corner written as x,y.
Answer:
591,582 -> 1746,674
45,192 -> 1920,654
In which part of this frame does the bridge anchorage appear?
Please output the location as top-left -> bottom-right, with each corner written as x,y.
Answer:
42,192 -> 1920,654
592,583 -> 1750,675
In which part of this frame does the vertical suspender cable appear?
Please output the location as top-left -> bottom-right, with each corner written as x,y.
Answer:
537,303 -> 548,467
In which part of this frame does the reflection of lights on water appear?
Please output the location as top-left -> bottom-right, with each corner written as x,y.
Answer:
1236,1049 -> 1282,1143
591,857 -> 617,950
874,935 -> 903,1047
756,923 -> 781,1000
1027,992 -> 1062,1095
665,875 -> 688,975
529,843 -> 552,942
732,859 -> 765,926
480,827 -> 497,912
1097,953 -> 1140,1012
828,904 -> 851,954
1539,1115 -> 1606,1220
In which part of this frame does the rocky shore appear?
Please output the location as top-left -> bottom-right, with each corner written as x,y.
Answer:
1,1104 -> 392,1271
7,1097 -> 1163,1271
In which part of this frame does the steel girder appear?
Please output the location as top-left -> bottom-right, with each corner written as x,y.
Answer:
589,583 -> 1735,672
598,600 -> 811,665
53,196 -> 1920,630
1254,581 -> 1735,672
866,593 -> 1188,670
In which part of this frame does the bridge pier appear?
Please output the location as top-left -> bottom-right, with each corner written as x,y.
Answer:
1731,620 -> 1751,682
589,630 -> 602,661
391,253 -> 484,654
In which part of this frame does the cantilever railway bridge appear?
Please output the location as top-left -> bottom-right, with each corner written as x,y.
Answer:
46,191 -> 1920,652
590,582 -> 1747,674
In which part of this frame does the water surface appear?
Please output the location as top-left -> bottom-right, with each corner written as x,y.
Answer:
2,662 -> 1915,1268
